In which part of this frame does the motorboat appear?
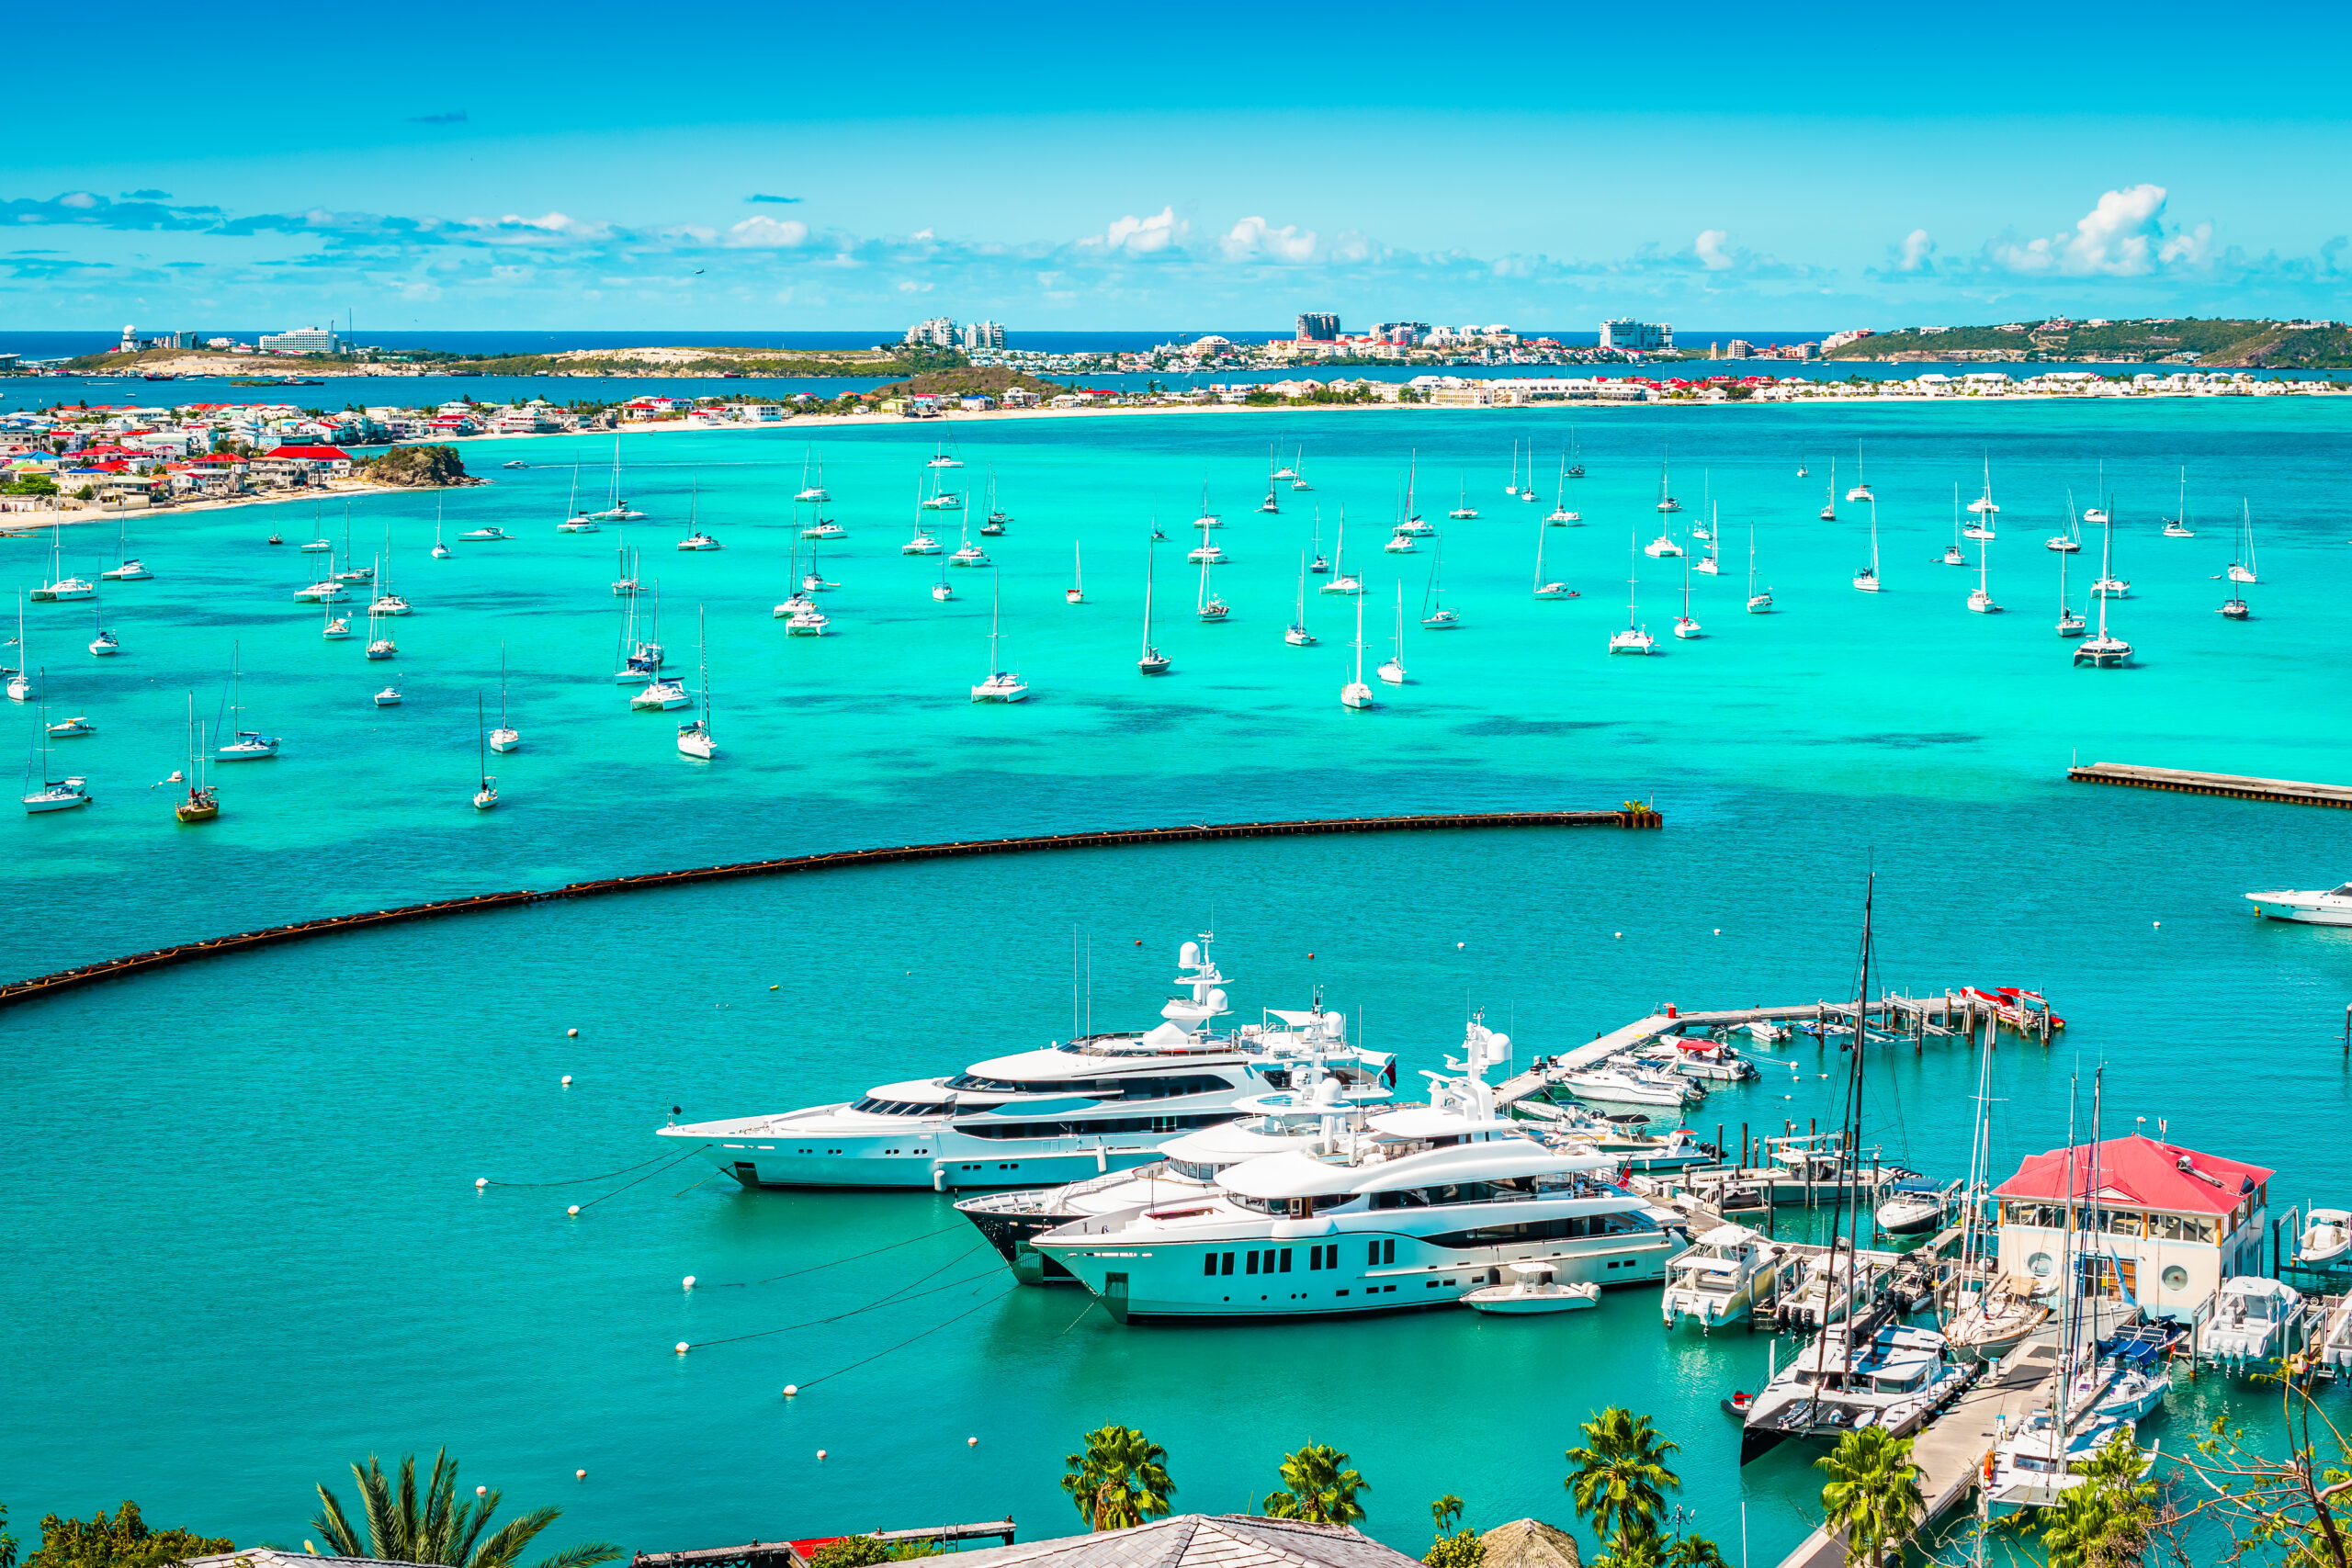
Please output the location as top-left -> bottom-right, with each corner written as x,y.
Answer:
2194,1276 -> 2304,1369
372,682 -> 401,707
2245,886 -> 2352,925
631,678 -> 691,711
1028,1017 -> 1684,1320
45,715 -> 96,738
1771,1242 -> 1895,1332
661,940 -> 1390,1191
458,525 -> 510,542
2299,1208 -> 2352,1267
1464,1262 -> 1600,1315
1638,1035 -> 1757,1082
1875,1178 -> 1954,1235
1661,1224 -> 1787,1330
300,536 -> 333,553
1559,1059 -> 1701,1110
1739,1314 -> 1975,1462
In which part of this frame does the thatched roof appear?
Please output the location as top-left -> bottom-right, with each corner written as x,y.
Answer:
1476,1518 -> 1581,1568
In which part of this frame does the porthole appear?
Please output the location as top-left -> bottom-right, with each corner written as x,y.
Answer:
2027,1251 -> 2055,1279
2162,1265 -> 2188,1291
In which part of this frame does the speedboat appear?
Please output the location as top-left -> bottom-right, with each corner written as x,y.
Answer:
458,526 -> 509,541
300,537 -> 333,553
1029,1017 -> 1683,1320
2246,886 -> 2352,925
1559,1058 -> 1701,1110
1739,1313 -> 1975,1462
2195,1276 -> 2303,1369
1874,1179 -> 1951,1235
2299,1208 -> 2352,1267
46,716 -> 96,738
630,678 -> 691,710
660,941 -> 1388,1191
1661,1224 -> 1786,1330
502,459 -> 528,468
1464,1263 -> 1600,1315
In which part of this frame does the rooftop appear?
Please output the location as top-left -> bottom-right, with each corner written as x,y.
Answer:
1994,1134 -> 2272,1217
946,1515 -> 1421,1568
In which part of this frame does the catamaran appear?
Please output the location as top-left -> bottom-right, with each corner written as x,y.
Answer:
1845,444 -> 1873,503
1545,456 -> 1580,525
1610,534 -> 1655,653
490,642 -> 520,751
1287,553 -> 1317,645
586,437 -> 646,522
29,526 -> 95,602
1853,498 -> 1881,592
1449,473 -> 1478,521
1341,590 -> 1374,710
101,516 -> 152,580
971,578 -> 1029,702
2074,515 -> 2132,667
677,609 -> 717,757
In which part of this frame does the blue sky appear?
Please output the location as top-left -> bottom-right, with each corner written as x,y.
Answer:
9,1 -> 2352,333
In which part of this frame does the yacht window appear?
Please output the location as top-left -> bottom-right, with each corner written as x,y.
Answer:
1246,1251 -> 1260,1275
1114,1075 -> 1234,1100
1169,1159 -> 1221,1182
1279,1248 -> 1292,1273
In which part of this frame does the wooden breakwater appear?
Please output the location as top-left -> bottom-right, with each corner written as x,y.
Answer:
2070,761 -> 2352,809
0,806 -> 1659,1009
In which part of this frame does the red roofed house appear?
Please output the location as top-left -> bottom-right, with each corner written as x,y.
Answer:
1993,1134 -> 2273,1320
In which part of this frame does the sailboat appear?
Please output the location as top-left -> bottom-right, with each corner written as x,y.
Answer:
1420,536 -> 1460,627
1290,446 -> 1312,491
490,642 -> 520,750
1673,553 -> 1703,639
2090,502 -> 2131,598
1377,584 -> 1407,683
1450,473 -> 1479,521
1566,428 -> 1584,479
1963,460 -> 1998,540
922,465 -> 964,514
369,525 -> 412,615
1818,460 -> 1837,523
87,593 -> 119,657
2163,468 -> 2196,537
682,481 -> 724,548
431,512 -> 452,558
1193,483 -> 1221,530
173,693 -> 218,822
1694,502 -> 1723,576
1287,553 -> 1318,645
1340,589 -> 1374,709
1691,473 -> 1713,541
616,564 -> 665,677
1319,507 -> 1362,594
1796,457 -> 1810,479
1610,534 -> 1655,653
1967,526 -> 2002,614
2075,515 -> 2132,667
1533,518 -> 1574,599
1066,544 -> 1084,605
588,436 -> 645,521
795,449 -> 831,504
1746,527 -> 1773,613
1139,540 -> 1170,672
21,688 -> 92,813
470,694 -> 500,809
1505,440 -> 1521,498
558,460 -> 599,532
322,588 -> 351,640
373,678 -> 402,707
1845,443 -> 1873,502
2056,547 -> 2086,637
970,578 -> 1029,702
1308,510 -> 1329,573
30,525 -> 95,601
101,516 -> 152,580
1258,452 -> 1281,514
927,440 -> 963,470
1656,454 -> 1681,513
214,642 -> 280,760
1196,547 -> 1230,621
1853,499 -> 1881,592
979,469 -> 1008,533
677,609 -> 717,757
1941,485 -> 1967,565
1645,524 -> 1684,558
1545,457 -> 1579,525
932,556 -> 955,604
2225,501 -> 2258,583
365,584 -> 398,660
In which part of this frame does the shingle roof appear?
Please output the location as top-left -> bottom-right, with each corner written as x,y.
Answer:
946,1516 -> 1421,1568
1476,1519 -> 1581,1568
185,1551 -> 413,1568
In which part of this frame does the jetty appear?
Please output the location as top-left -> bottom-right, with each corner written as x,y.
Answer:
0,807 -> 1659,1009
2069,761 -> 2352,809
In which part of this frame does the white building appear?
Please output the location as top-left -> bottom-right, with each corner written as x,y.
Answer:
904,317 -> 958,348
1993,1134 -> 2273,1321
260,326 -> 342,355
961,320 -> 1006,350
1600,318 -> 1672,352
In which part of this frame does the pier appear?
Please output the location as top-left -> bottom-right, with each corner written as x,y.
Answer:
2069,761 -> 2352,809
0,806 -> 1659,1009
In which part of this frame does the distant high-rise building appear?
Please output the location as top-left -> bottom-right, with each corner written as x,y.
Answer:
904,317 -> 958,348
1295,312 -> 1340,342
960,321 -> 1006,351
1600,318 -> 1672,353
1373,321 -> 1430,345
260,326 -> 342,355
1726,339 -> 1754,360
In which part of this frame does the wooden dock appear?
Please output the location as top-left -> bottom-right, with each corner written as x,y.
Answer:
1774,1342 -> 2063,1568
2069,761 -> 2352,809
0,807 -> 1658,1009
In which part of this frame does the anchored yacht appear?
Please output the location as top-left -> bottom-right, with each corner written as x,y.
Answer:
2245,885 -> 2352,925
661,942 -> 1387,1190
1740,1310 -> 1975,1461
1028,1019 -> 1684,1320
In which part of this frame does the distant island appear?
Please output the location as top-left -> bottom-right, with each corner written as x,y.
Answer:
45,342 -> 977,380
1824,316 -> 2352,368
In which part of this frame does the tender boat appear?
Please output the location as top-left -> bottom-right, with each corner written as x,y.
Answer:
1464,1262 -> 1601,1315
2299,1208 -> 2352,1267
45,716 -> 96,738
1559,1058 -> 1701,1109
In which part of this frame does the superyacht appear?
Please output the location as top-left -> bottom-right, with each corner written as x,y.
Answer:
659,941 -> 1391,1190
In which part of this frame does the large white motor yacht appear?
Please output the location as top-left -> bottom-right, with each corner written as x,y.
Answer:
1028,1019 -> 1686,1321
659,942 -> 1392,1191
2246,885 -> 2352,925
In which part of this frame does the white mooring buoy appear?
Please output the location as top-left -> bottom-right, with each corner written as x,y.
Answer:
967,1437 -> 978,1448
784,1383 -> 799,1397
476,1178 -> 489,1189
817,1449 -> 828,1461
683,1275 -> 696,1291
676,1341 -> 691,1355
576,1470 -> 586,1481
568,1027 -> 580,1037
562,1075 -> 573,1087
568,1204 -> 581,1216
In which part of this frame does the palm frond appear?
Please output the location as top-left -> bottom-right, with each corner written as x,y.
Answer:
518,1540 -> 624,1568
311,1484 -> 364,1558
360,1457 -> 404,1562
473,1506 -> 563,1568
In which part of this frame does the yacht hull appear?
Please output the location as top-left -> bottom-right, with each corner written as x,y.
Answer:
662,1118 -> 1199,1191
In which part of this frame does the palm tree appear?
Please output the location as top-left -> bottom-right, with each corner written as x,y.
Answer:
1565,1408 -> 1681,1544
1430,1497 -> 1464,1538
2041,1432 -> 2156,1568
1059,1427 -> 1175,1532
1814,1427 -> 1924,1567
1261,1444 -> 1370,1527
311,1451 -> 617,1568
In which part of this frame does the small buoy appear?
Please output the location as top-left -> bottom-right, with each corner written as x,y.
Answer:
561,1075 -> 572,1087
1614,931 -> 1623,940
675,1341 -> 690,1355
2153,920 -> 2162,928
567,1027 -> 579,1038
575,1470 -> 586,1480
683,1275 -> 696,1291
1713,928 -> 1722,935
1134,940 -> 1141,945
1456,942 -> 1464,949
1307,952 -> 1314,959
817,1449 -> 828,1461
770,984 -> 778,991
476,1178 -> 489,1189
568,1204 -> 581,1216
967,1437 -> 978,1448
784,1383 -> 799,1397
476,1486 -> 487,1497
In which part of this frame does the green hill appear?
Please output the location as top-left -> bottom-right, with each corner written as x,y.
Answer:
1824,318 -> 2352,367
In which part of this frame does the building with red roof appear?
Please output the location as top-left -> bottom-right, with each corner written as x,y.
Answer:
1992,1134 -> 2273,1319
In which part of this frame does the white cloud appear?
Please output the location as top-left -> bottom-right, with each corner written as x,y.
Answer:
724,215 -> 808,248
1897,228 -> 1934,273
1082,206 -> 1184,255
1694,229 -> 1735,271
1991,184 -> 2208,276
1220,215 -> 1318,264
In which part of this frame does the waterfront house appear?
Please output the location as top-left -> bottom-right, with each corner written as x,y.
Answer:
1992,1134 -> 2273,1320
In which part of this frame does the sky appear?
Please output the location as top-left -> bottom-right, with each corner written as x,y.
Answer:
8,0 -> 2352,335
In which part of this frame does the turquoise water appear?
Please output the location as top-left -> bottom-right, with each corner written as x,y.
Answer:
8,403 -> 2352,1565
